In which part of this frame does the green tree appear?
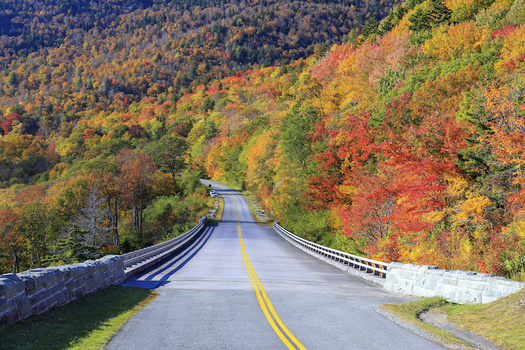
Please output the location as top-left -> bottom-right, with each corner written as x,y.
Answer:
280,107 -> 318,172
19,202 -> 49,267
52,226 -> 100,265
146,135 -> 187,178
362,16 -> 379,38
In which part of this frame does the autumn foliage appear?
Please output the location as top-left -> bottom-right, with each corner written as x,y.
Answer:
185,0 -> 525,280
1,0 -> 525,281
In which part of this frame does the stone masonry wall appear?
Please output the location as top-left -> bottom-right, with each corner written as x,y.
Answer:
385,262 -> 525,304
0,255 -> 125,328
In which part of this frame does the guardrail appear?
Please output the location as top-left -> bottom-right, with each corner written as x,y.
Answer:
122,216 -> 207,278
273,222 -> 388,279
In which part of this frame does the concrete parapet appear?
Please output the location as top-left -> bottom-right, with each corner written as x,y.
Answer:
0,255 -> 125,328
385,262 -> 525,304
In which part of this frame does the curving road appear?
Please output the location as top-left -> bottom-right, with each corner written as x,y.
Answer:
105,181 -> 446,350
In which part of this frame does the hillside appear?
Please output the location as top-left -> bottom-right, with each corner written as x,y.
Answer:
0,0 -> 401,273
0,0 -> 400,184
184,0 -> 525,280
1,0 -> 525,281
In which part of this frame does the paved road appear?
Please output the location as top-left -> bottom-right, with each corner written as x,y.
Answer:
105,181 -> 446,350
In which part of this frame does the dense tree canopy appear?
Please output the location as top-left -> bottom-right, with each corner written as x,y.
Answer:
1,0 -> 525,282
184,0 -> 525,280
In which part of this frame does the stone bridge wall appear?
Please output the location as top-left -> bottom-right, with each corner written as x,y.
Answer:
385,262 -> 525,304
0,255 -> 124,328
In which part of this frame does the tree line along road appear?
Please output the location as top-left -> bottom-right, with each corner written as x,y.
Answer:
105,181 -> 447,350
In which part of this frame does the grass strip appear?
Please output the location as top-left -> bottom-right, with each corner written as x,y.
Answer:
0,285 -> 158,350
446,289 -> 525,350
379,297 -> 476,349
381,289 -> 525,350
206,193 -> 224,226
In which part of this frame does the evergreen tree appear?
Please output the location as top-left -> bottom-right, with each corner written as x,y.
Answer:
50,226 -> 100,265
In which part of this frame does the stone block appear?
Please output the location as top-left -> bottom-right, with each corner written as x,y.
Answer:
386,270 -> 399,284
488,276 -> 525,289
435,283 -> 448,297
441,285 -> 460,302
420,275 -> 438,291
71,286 -> 85,301
18,268 -> 62,292
7,291 -> 31,321
403,263 -> 420,271
387,262 -> 405,271
426,268 -> 446,277
473,272 -> 493,278
399,269 -> 417,281
440,275 -> 459,286
112,276 -> 125,286
416,265 -> 438,276
0,310 -> 10,328
0,254 -> 130,328
106,268 -> 123,285
0,307 -> 21,328
105,269 -> 118,284
65,277 -> 83,294
57,266 -> 74,281
55,288 -> 69,306
103,275 -> 114,288
483,284 -> 522,299
422,286 -> 436,298
0,274 -> 24,299
83,273 -> 102,294
32,294 -> 59,315
68,265 -> 88,280
31,298 -> 49,315
28,286 -> 51,306
460,273 -> 486,284
457,278 -> 488,291
412,285 -> 427,297
456,288 -> 483,304
382,260 -> 524,304
22,277 -> 39,295
445,270 -> 468,279
0,296 -> 7,313
397,278 -> 414,294
481,295 -> 498,304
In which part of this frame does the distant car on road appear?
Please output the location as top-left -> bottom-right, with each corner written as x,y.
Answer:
210,190 -> 217,197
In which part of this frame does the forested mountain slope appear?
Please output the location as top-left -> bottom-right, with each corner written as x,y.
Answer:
2,0 -> 525,281
0,0 -> 401,273
0,0 -> 399,184
186,0 -> 525,280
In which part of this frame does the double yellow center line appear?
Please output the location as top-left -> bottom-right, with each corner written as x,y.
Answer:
233,197 -> 306,350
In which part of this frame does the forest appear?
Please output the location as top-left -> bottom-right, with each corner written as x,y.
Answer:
0,0 -> 399,273
1,0 -> 525,282
183,0 -> 525,280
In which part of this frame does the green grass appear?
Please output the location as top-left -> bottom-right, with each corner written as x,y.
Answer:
446,289 -> 525,349
0,285 -> 157,350
379,297 -> 475,349
380,289 -> 525,350
206,193 -> 224,226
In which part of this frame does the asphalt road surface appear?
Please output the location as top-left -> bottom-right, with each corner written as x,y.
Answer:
105,181 -> 446,350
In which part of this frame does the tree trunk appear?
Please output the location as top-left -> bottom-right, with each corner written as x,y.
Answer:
12,248 -> 19,274
113,201 -> 120,248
